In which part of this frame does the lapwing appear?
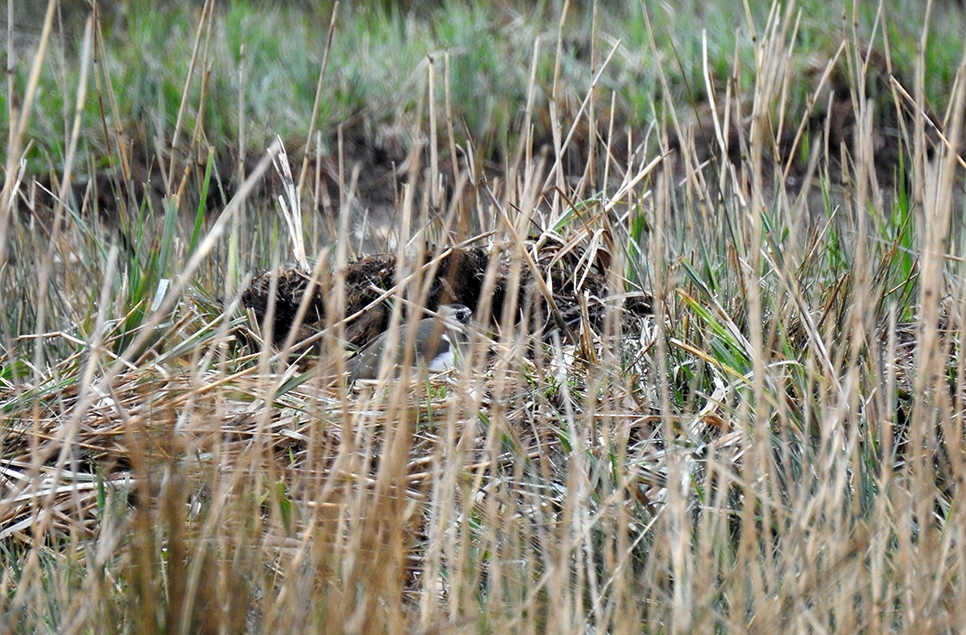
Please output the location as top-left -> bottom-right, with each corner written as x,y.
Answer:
347,304 -> 473,381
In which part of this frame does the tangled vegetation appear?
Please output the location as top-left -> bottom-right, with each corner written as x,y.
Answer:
2,0 -> 966,633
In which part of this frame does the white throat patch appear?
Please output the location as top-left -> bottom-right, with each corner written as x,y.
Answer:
426,333 -> 457,371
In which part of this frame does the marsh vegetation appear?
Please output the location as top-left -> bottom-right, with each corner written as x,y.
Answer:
3,0 -> 966,633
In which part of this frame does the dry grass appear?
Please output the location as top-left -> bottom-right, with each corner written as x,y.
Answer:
3,1 -> 966,633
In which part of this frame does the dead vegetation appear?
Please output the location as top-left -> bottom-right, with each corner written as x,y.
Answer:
4,0 -> 966,633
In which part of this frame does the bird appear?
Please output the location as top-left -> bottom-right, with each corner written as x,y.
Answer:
346,304 -> 473,381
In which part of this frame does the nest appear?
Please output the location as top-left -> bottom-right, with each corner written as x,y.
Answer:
240,242 -> 653,356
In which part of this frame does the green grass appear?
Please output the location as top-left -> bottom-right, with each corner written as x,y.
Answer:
5,0 -> 963,176
3,0 -> 966,633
